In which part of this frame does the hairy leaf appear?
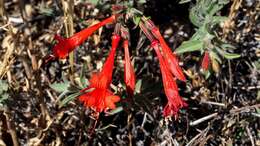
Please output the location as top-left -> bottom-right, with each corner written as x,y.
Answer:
50,81 -> 70,93
175,40 -> 203,54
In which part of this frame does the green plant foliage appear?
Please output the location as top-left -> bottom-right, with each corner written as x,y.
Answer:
189,0 -> 229,27
89,0 -> 99,6
176,0 -> 240,74
134,79 -> 142,94
79,63 -> 88,88
51,82 -> 82,108
0,80 -> 9,106
107,106 -> 123,116
58,92 -> 81,108
138,0 -> 146,4
49,68 -> 92,108
50,81 -> 70,93
216,47 -> 240,59
175,40 -> 203,54
179,0 -> 191,4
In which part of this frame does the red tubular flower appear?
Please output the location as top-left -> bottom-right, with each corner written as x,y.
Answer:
79,34 -> 121,112
151,40 -> 187,117
201,51 -> 210,71
123,40 -> 136,96
52,15 -> 118,59
145,19 -> 186,82
140,22 -> 187,117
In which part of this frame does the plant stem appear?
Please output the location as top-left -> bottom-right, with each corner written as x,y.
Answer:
4,107 -> 19,146
62,0 -> 75,77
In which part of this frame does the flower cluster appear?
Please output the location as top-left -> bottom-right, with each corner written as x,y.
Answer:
48,16 -> 136,113
139,19 -> 187,117
47,14 -> 187,118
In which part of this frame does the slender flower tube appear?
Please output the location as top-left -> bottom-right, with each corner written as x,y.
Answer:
123,40 -> 136,96
79,34 -> 121,112
145,19 -> 186,82
140,22 -> 187,116
52,15 -> 118,59
151,40 -> 187,117
201,51 -> 210,71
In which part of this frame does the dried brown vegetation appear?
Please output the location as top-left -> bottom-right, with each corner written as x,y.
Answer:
0,0 -> 259,145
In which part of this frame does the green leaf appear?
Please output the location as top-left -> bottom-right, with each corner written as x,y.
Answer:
191,28 -> 207,40
189,6 -> 204,27
212,16 -> 228,22
79,63 -> 88,88
179,0 -> 191,4
106,106 -> 123,116
57,90 -> 70,101
210,51 -> 222,63
138,0 -> 146,4
256,107 -> 260,114
221,43 -> 237,50
0,93 -> 8,103
175,40 -> 204,54
135,79 -> 142,93
133,16 -> 141,26
59,92 -> 82,108
216,48 -> 240,59
205,70 -> 211,79
50,81 -> 70,93
88,0 -> 99,5
39,7 -> 54,17
129,8 -> 143,16
0,80 -> 8,94
208,4 -> 222,16
255,59 -> 260,70
223,52 -> 241,59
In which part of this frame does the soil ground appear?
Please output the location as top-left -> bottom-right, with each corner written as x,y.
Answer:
0,0 -> 259,146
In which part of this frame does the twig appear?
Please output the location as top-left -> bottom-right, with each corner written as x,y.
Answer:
201,101 -> 226,107
189,113 -> 218,126
228,60 -> 233,92
0,22 -> 10,30
4,108 -> 19,146
246,126 -> 255,146
186,126 -> 210,146
251,113 -> 260,118
230,104 -> 260,114
233,85 -> 260,91
61,0 -> 75,76
141,112 -> 147,128
190,104 -> 260,126
96,124 -> 117,131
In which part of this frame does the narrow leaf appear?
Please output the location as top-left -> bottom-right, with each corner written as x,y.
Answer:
175,40 -> 203,54
133,16 -> 141,25
135,79 -> 142,93
59,92 -> 82,108
80,63 -> 88,88
216,48 -> 241,59
89,0 -> 99,5
0,93 -> 8,103
210,51 -> 222,63
179,0 -> 191,4
106,106 -> 123,116
221,43 -> 237,50
50,82 -> 70,93
223,52 -> 241,59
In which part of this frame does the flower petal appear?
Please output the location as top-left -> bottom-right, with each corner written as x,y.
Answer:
123,40 -> 136,96
201,51 -> 210,71
51,15 -> 118,59
152,40 -> 187,117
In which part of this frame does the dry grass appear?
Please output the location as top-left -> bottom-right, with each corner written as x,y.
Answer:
0,0 -> 259,145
